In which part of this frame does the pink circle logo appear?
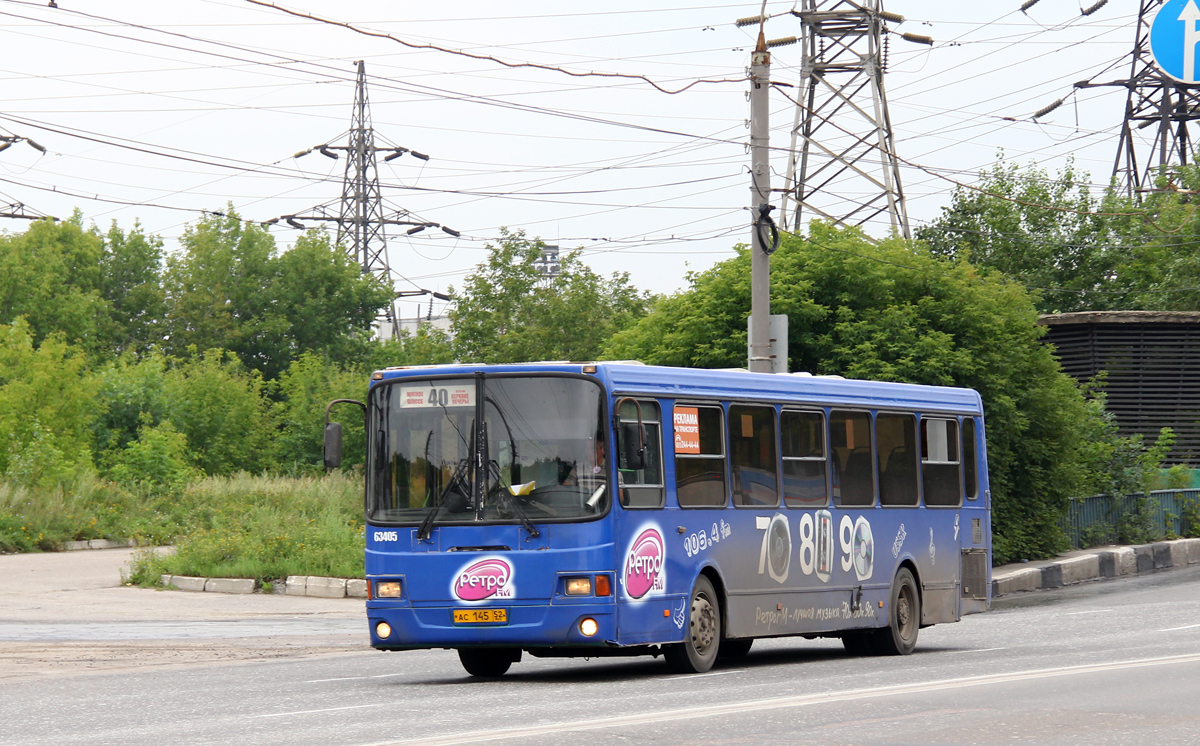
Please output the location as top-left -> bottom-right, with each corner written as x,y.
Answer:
624,528 -> 665,599
453,558 -> 514,601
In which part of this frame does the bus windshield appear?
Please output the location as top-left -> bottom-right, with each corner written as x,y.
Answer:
367,375 -> 608,525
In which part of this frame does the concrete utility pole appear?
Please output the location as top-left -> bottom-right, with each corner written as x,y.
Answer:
748,28 -> 774,374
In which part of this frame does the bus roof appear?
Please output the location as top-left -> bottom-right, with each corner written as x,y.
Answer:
372,361 -> 983,415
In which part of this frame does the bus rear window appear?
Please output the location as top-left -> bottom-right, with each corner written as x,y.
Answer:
673,404 -> 726,507
781,410 -> 828,507
921,418 -> 961,506
963,417 -> 979,500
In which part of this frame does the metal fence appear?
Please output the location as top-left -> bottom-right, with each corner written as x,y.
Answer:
1063,489 -> 1200,548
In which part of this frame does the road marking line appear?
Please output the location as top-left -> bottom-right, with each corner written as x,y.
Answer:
667,669 -> 745,680
352,652 -> 1200,746
305,677 -> 367,683
947,647 -> 1006,654
1159,623 -> 1200,632
254,703 -> 385,719
1065,609 -> 1113,616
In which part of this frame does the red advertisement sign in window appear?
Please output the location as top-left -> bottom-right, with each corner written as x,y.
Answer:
673,406 -> 701,454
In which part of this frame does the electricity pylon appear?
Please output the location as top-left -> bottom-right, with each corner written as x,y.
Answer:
268,61 -> 458,336
780,0 -> 914,238
1076,0 -> 1200,196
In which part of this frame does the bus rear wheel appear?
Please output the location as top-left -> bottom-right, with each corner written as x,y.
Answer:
457,648 -> 519,678
874,567 -> 920,655
664,575 -> 720,673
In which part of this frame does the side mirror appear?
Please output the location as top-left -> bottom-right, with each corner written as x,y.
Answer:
324,422 -> 344,470
620,421 -> 646,471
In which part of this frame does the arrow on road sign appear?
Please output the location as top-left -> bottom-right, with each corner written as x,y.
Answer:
1181,0 -> 1200,82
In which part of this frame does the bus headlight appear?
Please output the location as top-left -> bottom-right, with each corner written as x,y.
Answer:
375,581 -> 402,598
565,577 -> 592,596
579,618 -> 599,637
375,621 -> 392,639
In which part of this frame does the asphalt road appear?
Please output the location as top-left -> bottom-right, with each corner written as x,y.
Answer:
2,553 -> 1199,745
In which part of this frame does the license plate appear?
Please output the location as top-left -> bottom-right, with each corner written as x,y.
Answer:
453,608 -> 508,624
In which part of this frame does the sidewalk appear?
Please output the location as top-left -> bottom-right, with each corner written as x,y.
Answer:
992,537 -> 1200,597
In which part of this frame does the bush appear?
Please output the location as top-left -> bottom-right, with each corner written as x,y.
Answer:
164,349 -> 275,475
127,471 -> 364,583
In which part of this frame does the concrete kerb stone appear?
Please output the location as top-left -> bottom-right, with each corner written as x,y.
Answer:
171,575 -> 207,592
307,576 -> 348,599
992,567 -> 1041,595
204,577 -> 255,594
347,579 -> 368,599
1152,542 -> 1173,570
1113,547 -> 1137,576
1168,539 -> 1191,569
60,538 -> 137,551
1134,545 -> 1156,574
1058,554 -> 1100,584
286,576 -> 308,595
1189,538 -> 1200,565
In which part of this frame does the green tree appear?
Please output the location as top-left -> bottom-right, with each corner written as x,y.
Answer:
916,159 -> 1200,314
606,222 -> 1106,563
0,320 -> 99,487
365,325 -> 455,370
164,212 -> 393,379
163,210 -> 283,375
270,229 -> 394,368
164,349 -> 274,475
92,353 -> 169,456
450,229 -> 649,363
0,216 -> 109,350
99,222 -> 166,356
275,352 -> 369,471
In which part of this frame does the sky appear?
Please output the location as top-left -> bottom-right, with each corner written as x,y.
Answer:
0,0 -> 1150,324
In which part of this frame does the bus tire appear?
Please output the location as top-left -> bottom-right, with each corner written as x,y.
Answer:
874,567 -> 920,656
457,648 -> 517,677
718,638 -> 753,659
664,575 -> 720,673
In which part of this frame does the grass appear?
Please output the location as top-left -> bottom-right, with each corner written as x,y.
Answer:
0,470 -> 366,585
128,472 -> 365,584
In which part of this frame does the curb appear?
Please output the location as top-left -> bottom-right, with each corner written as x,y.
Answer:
61,538 -> 139,551
992,537 -> 1200,597
158,573 -> 367,598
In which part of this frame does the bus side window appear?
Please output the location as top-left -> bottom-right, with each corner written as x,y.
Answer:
781,410 -> 828,507
962,417 -> 979,500
673,404 -> 727,508
830,410 -> 874,506
616,399 -> 664,508
729,405 -> 779,507
877,413 -> 918,507
921,418 -> 961,506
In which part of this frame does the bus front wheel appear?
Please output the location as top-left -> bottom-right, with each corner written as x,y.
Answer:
457,648 -> 519,678
874,567 -> 920,655
664,575 -> 720,674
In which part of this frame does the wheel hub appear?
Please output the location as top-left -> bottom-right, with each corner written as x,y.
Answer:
690,593 -> 716,655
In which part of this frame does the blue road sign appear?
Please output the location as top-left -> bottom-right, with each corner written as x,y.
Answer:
1151,0 -> 1200,83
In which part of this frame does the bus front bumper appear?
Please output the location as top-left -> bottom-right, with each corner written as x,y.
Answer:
367,603 -> 616,649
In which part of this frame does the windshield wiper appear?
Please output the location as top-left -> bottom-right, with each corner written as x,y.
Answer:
417,452 -> 473,542
495,470 -> 540,539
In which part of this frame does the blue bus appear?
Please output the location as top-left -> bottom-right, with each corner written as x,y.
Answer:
324,361 -> 990,677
